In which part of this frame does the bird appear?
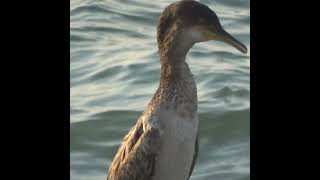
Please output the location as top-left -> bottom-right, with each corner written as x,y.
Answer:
106,0 -> 247,180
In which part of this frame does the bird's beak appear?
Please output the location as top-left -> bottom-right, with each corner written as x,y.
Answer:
195,25 -> 247,54
215,28 -> 247,54
202,26 -> 247,54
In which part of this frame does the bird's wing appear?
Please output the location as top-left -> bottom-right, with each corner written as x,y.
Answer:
187,132 -> 199,180
107,120 -> 160,180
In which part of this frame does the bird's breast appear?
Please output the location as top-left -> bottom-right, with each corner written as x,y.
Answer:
151,109 -> 198,180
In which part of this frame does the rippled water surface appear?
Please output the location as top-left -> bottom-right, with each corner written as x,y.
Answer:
70,0 -> 250,180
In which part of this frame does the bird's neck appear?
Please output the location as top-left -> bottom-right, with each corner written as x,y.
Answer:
156,37 -> 197,115
157,45 -> 198,115
159,49 -> 193,86
159,32 -> 195,84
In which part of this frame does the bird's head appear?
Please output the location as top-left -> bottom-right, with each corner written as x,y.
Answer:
157,0 -> 247,54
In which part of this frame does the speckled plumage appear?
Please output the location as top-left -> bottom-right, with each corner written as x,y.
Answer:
107,61 -> 199,180
107,0 -> 247,180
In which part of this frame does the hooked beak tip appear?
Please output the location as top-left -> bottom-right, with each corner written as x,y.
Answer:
218,28 -> 247,54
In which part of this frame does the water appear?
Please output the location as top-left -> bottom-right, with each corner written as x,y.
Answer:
70,0 -> 250,180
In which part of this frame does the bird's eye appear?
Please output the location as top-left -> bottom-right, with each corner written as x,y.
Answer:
198,18 -> 206,24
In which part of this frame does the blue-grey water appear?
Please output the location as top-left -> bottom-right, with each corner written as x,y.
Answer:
70,0 -> 250,180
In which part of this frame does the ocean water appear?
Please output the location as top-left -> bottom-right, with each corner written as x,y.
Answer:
70,0 -> 250,180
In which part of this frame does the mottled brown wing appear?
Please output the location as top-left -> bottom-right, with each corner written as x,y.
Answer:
107,120 -> 160,180
187,133 -> 199,180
